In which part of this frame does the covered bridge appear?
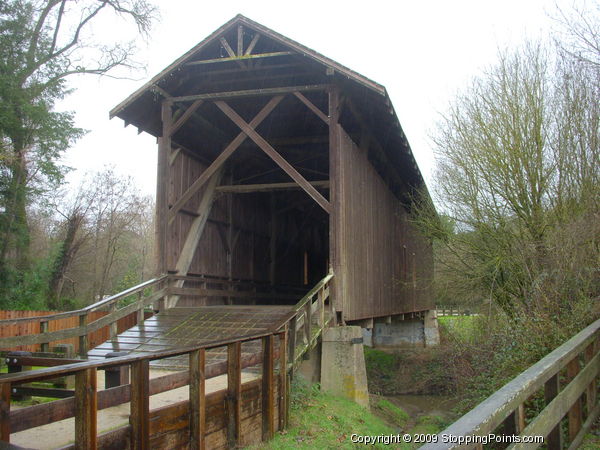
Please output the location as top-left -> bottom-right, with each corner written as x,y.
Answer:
110,14 -> 434,330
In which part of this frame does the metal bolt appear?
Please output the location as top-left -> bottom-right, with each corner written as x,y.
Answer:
12,388 -> 16,393
12,359 -> 17,364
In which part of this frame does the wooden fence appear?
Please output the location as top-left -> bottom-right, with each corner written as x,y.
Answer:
422,317 -> 600,449
0,310 -> 146,353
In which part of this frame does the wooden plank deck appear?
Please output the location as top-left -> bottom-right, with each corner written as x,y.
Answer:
87,306 -> 291,369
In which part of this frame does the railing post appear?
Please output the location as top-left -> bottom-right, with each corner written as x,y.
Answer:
585,342 -> 596,416
104,352 -> 130,389
0,382 -> 10,443
75,367 -> 97,450
567,357 -> 583,441
40,319 -> 49,352
262,335 -> 275,440
288,316 -> 297,374
226,342 -> 241,448
544,373 -> 562,450
131,359 -> 150,450
304,300 -> 311,344
279,328 -> 288,430
109,303 -> 118,339
137,303 -> 145,326
79,313 -> 88,358
189,348 -> 206,450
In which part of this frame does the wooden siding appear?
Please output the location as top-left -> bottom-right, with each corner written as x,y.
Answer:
335,128 -> 433,321
0,310 -> 143,353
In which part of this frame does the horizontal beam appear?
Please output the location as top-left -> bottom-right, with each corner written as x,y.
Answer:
185,51 -> 294,66
216,180 -> 329,194
171,84 -> 328,103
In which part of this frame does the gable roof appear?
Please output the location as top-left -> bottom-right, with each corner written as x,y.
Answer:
110,14 -> 385,120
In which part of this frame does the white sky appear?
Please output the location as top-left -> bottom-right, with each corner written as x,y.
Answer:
57,0 -> 568,197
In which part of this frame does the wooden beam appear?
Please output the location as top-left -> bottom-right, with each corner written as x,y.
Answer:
237,25 -> 244,56
185,51 -> 294,67
168,95 -> 284,220
0,382 -> 10,443
151,84 -> 171,99
219,37 -> 237,58
75,368 -> 97,450
216,180 -> 329,194
171,84 -> 327,103
215,101 -> 331,214
156,101 -> 172,278
169,148 -> 181,166
174,168 -> 223,273
245,33 -> 260,55
262,335 -> 275,440
329,85 -> 343,316
189,349 -> 206,450
168,100 -> 203,137
131,360 -> 149,450
226,342 -> 242,447
294,92 -> 329,124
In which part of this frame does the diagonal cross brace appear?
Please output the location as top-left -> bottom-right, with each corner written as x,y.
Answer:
168,95 -> 284,223
215,101 -> 331,214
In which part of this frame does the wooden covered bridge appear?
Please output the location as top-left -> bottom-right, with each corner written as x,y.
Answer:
0,15 -> 436,449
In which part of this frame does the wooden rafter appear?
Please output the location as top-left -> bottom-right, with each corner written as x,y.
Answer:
215,100 -> 331,214
293,92 -> 329,124
185,52 -> 294,67
216,180 -> 329,194
171,84 -> 326,103
168,99 -> 203,137
237,25 -> 244,56
245,33 -> 260,55
168,95 -> 284,222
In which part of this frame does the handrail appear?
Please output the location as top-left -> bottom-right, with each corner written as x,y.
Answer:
421,317 -> 600,450
0,275 -> 167,325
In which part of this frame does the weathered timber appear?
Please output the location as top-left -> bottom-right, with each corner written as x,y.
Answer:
261,335 -> 274,440
185,51 -> 294,67
75,368 -> 97,450
131,359 -> 150,450
189,349 -> 206,450
216,180 -> 329,194
226,342 -> 242,447
167,95 -> 283,220
421,318 -> 600,450
215,100 -> 331,213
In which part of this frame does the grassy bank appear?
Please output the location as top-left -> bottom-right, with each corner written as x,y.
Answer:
252,378 -> 446,449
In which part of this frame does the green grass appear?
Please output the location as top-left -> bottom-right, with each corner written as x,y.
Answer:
438,316 -> 480,343
374,399 -> 409,427
364,347 -> 398,375
252,378 -> 410,449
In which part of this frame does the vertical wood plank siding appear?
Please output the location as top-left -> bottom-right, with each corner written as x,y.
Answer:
337,129 -> 433,320
0,310 -> 143,352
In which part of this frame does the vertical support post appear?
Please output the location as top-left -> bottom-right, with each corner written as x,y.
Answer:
328,85 -> 342,318
75,368 -> 97,450
545,374 -> 562,450
288,316 -> 297,374
109,303 -> 118,339
304,301 -> 312,345
279,329 -> 288,430
78,313 -> 88,358
319,289 -> 325,330
269,193 -> 277,286
137,304 -> 144,326
131,359 -> 150,450
226,342 -> 241,448
156,100 -> 172,288
567,357 -> 583,442
190,349 -> 206,450
585,342 -> 596,415
262,336 -> 275,440
0,382 -> 10,443
40,320 -> 49,352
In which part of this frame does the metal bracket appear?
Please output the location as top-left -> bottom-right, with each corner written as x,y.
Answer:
350,337 -> 363,345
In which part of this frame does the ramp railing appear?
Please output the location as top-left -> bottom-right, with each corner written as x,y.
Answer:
0,276 -> 168,357
421,317 -> 600,450
0,327 -> 288,449
282,271 -> 334,373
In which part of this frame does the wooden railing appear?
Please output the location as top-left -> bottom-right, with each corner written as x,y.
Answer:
0,276 -> 168,357
0,328 -> 288,449
422,318 -> 600,450
284,272 -> 334,372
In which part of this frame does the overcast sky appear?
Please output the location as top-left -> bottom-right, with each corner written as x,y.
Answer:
57,0 -> 570,197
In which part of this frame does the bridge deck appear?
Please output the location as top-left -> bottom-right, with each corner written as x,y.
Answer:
87,305 -> 292,369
